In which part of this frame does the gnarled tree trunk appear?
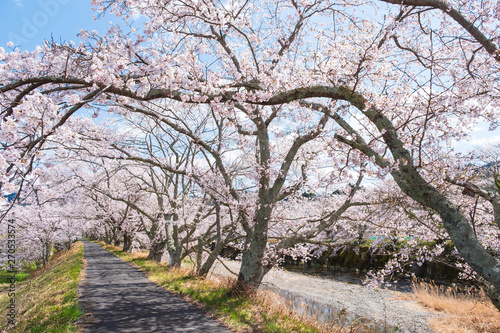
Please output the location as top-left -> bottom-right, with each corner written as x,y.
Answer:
237,204 -> 273,289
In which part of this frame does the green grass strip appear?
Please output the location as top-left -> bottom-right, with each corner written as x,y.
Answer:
0,242 -> 85,332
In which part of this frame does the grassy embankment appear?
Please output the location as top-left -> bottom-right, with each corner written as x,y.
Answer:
0,241 -> 85,332
99,242 -> 371,333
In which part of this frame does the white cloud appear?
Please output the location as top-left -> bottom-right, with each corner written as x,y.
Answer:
468,134 -> 500,147
454,121 -> 500,153
13,0 -> 22,6
131,9 -> 143,20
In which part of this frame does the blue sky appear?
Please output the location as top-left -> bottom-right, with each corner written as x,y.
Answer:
0,0 -> 123,50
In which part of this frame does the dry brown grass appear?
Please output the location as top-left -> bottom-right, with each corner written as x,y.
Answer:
412,282 -> 500,333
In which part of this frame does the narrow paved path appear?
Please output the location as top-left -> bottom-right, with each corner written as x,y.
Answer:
78,240 -> 232,333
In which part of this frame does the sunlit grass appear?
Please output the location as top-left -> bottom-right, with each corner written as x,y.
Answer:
0,242 -> 85,332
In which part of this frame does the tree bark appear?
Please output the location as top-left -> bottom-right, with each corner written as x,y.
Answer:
122,234 -> 132,252
167,247 -> 183,267
43,242 -> 50,266
237,204 -> 273,289
147,242 -> 164,262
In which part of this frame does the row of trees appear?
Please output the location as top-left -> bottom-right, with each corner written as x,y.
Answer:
1,0 -> 499,309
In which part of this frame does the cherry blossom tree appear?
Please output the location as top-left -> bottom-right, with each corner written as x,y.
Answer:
0,173 -> 83,267
1,0 -> 500,308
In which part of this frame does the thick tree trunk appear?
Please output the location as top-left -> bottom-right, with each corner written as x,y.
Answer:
42,242 -> 50,266
237,124 -> 277,290
237,205 -> 273,290
148,249 -> 163,262
492,199 -> 500,231
163,215 -> 184,268
167,246 -> 183,268
104,227 -> 113,245
122,234 -> 132,252
196,237 -> 203,274
488,287 -> 500,311
112,228 -> 121,246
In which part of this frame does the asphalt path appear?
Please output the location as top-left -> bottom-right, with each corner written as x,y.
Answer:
78,240 -> 232,333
